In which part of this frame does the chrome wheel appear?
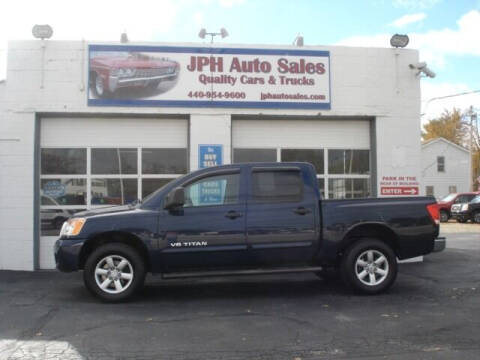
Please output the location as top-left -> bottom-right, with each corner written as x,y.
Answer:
440,211 -> 449,223
94,255 -> 134,294
95,75 -> 104,96
474,212 -> 480,224
355,250 -> 389,286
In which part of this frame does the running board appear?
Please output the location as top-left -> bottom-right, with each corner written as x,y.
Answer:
161,266 -> 323,279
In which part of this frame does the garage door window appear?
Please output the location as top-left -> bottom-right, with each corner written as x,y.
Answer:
328,178 -> 370,199
91,148 -> 137,175
328,149 -> 369,175
40,147 -> 187,236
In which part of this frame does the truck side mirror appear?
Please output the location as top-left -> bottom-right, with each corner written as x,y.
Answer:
164,187 -> 185,209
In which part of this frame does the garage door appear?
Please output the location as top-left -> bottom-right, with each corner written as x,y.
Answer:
39,117 -> 188,269
232,119 -> 371,199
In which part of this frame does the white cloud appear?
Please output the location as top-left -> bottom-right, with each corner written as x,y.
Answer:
193,12 -> 205,26
218,0 -> 245,7
0,0 -> 180,79
336,10 -> 480,69
390,13 -> 426,28
393,0 -> 441,9
421,82 -> 480,124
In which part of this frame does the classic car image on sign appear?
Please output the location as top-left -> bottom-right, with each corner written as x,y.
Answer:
89,51 -> 180,99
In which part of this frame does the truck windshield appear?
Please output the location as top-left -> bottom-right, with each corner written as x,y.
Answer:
440,193 -> 457,202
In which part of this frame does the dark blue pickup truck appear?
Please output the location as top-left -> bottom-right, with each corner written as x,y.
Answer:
55,162 -> 445,301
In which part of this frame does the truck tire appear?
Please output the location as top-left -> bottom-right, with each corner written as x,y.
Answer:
440,210 -> 449,223
473,211 -> 480,224
340,238 -> 397,295
83,243 -> 146,302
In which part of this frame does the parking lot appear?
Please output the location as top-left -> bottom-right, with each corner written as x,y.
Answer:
0,225 -> 479,360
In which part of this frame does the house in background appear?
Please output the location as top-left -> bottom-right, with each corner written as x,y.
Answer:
421,137 -> 471,199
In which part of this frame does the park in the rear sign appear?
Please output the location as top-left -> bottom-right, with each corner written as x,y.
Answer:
87,44 -> 331,109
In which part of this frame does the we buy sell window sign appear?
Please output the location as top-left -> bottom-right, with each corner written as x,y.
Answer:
88,45 -> 330,109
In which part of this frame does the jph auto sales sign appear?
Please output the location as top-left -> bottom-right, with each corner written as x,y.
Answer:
87,44 -> 331,109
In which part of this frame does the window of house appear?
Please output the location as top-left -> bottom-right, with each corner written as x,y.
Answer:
448,185 -> 457,194
426,186 -> 434,196
437,156 -> 445,172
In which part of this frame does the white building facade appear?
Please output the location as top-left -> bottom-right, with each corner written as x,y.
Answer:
421,137 -> 471,199
0,40 -> 422,270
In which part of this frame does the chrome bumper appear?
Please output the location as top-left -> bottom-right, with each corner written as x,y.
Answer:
109,72 -> 178,91
433,237 -> 446,252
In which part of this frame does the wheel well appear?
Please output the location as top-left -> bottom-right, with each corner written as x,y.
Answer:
78,231 -> 151,271
340,224 -> 399,259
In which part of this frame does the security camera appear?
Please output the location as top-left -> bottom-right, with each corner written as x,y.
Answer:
409,62 -> 436,78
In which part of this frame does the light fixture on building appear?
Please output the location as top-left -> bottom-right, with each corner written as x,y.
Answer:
409,62 -> 436,78
390,34 -> 409,48
32,24 -> 53,40
293,34 -> 304,47
120,31 -> 129,43
198,28 -> 229,43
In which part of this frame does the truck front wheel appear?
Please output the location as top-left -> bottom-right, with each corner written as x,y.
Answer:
83,243 -> 146,302
340,238 -> 397,294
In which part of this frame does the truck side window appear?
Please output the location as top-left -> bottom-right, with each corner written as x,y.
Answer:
252,170 -> 303,203
183,173 -> 240,207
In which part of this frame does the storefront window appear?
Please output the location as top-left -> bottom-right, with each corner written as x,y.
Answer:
328,149 -> 369,175
281,149 -> 324,174
91,148 -> 137,175
142,148 -> 187,174
41,148 -> 86,174
233,148 -> 277,163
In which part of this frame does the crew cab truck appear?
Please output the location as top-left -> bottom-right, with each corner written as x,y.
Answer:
55,163 -> 445,302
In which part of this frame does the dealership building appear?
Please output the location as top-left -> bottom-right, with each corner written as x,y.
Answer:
0,40 -> 423,270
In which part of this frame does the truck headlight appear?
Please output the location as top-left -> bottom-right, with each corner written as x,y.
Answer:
461,204 -> 469,211
60,218 -> 86,236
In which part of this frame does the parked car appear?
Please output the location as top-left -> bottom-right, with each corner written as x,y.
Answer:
437,192 -> 480,222
41,195 -> 72,229
450,195 -> 480,223
55,162 -> 445,302
89,52 -> 180,98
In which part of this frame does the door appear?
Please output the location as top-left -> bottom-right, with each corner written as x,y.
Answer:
246,166 -> 318,266
160,169 -> 247,270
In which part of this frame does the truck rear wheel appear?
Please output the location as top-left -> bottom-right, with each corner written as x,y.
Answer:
340,238 -> 397,294
440,210 -> 449,223
83,243 -> 146,302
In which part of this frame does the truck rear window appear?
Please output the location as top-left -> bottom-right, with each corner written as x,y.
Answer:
252,170 -> 303,203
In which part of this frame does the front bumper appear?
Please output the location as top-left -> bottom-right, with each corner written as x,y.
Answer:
433,237 -> 446,252
451,211 -> 469,221
54,238 -> 86,272
108,72 -> 178,92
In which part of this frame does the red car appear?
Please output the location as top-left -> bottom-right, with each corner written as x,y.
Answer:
437,192 -> 480,222
89,52 -> 180,98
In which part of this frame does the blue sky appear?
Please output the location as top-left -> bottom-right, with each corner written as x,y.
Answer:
1,0 -> 479,121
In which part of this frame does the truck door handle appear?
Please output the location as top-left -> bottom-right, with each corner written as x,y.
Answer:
293,207 -> 311,215
225,210 -> 242,219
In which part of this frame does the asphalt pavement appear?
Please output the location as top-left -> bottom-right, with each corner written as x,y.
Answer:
0,230 -> 479,360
